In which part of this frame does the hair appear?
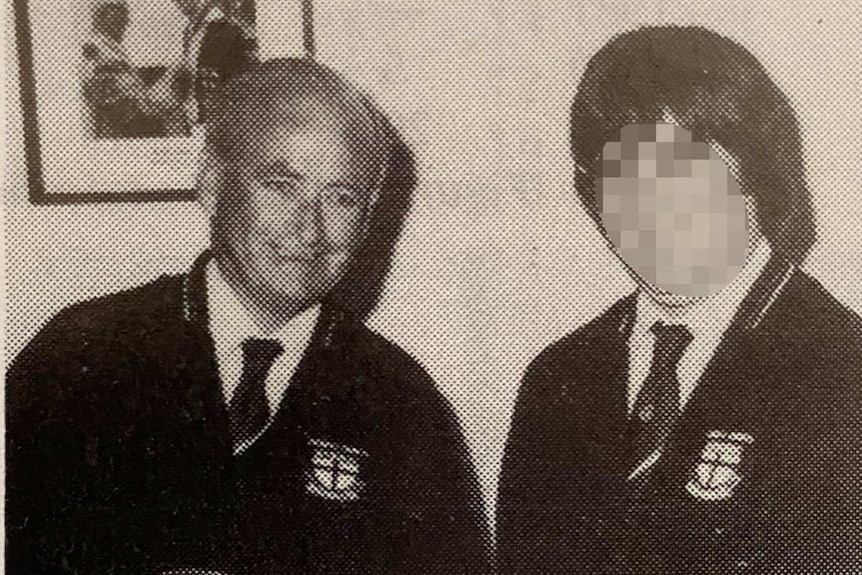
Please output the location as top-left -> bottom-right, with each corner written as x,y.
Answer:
206,57 -> 395,184
570,25 -> 815,265
202,57 -> 413,320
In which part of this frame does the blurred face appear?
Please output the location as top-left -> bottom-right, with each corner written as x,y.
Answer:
212,99 -> 379,316
597,122 -> 751,302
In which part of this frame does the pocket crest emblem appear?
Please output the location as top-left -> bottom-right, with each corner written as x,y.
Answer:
305,438 -> 369,502
686,430 -> 754,501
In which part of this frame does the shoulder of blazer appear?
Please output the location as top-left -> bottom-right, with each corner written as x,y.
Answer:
321,317 -> 451,416
36,274 -> 184,343
522,294 -> 636,389
7,274 -> 186,427
12,274 -> 184,367
764,272 -> 862,508
763,271 -> 862,377
734,270 -> 862,467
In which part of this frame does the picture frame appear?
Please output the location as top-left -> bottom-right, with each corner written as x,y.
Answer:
14,0 -> 314,204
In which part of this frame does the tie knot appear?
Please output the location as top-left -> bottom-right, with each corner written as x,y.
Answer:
649,322 -> 693,363
241,338 -> 284,373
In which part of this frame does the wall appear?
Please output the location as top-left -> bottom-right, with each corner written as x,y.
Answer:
6,0 -> 862,528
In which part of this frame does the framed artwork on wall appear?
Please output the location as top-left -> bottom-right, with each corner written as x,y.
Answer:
14,0 -> 314,204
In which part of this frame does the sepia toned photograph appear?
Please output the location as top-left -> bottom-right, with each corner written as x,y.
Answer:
5,1 -> 862,574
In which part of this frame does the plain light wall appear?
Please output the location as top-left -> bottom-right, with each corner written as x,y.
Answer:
6,0 -> 862,527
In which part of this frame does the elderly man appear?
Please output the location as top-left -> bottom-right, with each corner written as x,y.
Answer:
497,26 -> 862,574
8,58 -> 488,575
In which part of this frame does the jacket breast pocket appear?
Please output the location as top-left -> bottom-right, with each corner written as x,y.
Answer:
303,437 -> 370,504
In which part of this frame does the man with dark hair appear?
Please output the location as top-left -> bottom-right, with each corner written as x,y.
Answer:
497,26 -> 862,574
8,58 -> 488,575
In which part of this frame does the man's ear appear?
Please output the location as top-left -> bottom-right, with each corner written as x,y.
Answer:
196,145 -> 223,217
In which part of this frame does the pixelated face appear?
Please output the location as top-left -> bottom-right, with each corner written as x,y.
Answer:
213,100 -> 379,311
598,123 -> 749,300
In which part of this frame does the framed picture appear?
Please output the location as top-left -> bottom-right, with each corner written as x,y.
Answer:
15,0 -> 313,204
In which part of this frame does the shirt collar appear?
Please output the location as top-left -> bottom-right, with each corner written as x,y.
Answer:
205,259 -> 322,355
633,240 -> 773,343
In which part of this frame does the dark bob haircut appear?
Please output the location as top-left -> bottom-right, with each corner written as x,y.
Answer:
571,26 -> 815,265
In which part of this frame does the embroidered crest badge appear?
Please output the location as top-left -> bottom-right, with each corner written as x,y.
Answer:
686,430 -> 754,501
305,438 -> 369,502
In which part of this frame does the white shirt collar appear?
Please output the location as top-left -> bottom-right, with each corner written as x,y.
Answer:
633,240 -> 772,344
206,259 -> 321,353
628,240 -> 773,410
204,259 -> 321,454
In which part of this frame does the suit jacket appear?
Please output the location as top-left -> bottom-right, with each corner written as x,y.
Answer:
497,262 -> 862,574
7,254 -> 489,575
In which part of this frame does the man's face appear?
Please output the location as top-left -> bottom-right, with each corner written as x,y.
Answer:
213,100 -> 379,311
597,122 -> 750,301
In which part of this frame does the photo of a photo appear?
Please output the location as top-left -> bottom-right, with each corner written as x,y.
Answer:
7,1 -> 862,573
80,0 -> 256,139
15,0 -> 302,201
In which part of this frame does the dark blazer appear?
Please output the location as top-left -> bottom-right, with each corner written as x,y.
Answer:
497,262 -> 862,574
7,254 -> 489,575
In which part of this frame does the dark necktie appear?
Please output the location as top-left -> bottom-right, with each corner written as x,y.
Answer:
229,338 -> 283,450
629,322 -> 693,479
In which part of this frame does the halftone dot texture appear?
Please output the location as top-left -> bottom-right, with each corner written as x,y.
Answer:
599,122 -> 749,298
495,20 -> 862,575
629,323 -> 693,480
228,337 -> 282,450
203,58 -> 398,318
7,6 -> 491,570
78,0 -> 256,139
570,27 -> 817,272
7,1 -> 862,574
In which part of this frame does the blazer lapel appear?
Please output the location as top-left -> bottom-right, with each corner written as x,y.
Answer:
658,259 -> 798,488
184,249 -> 351,456
572,295 -> 636,474
177,250 -> 233,455
239,302 -> 347,452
